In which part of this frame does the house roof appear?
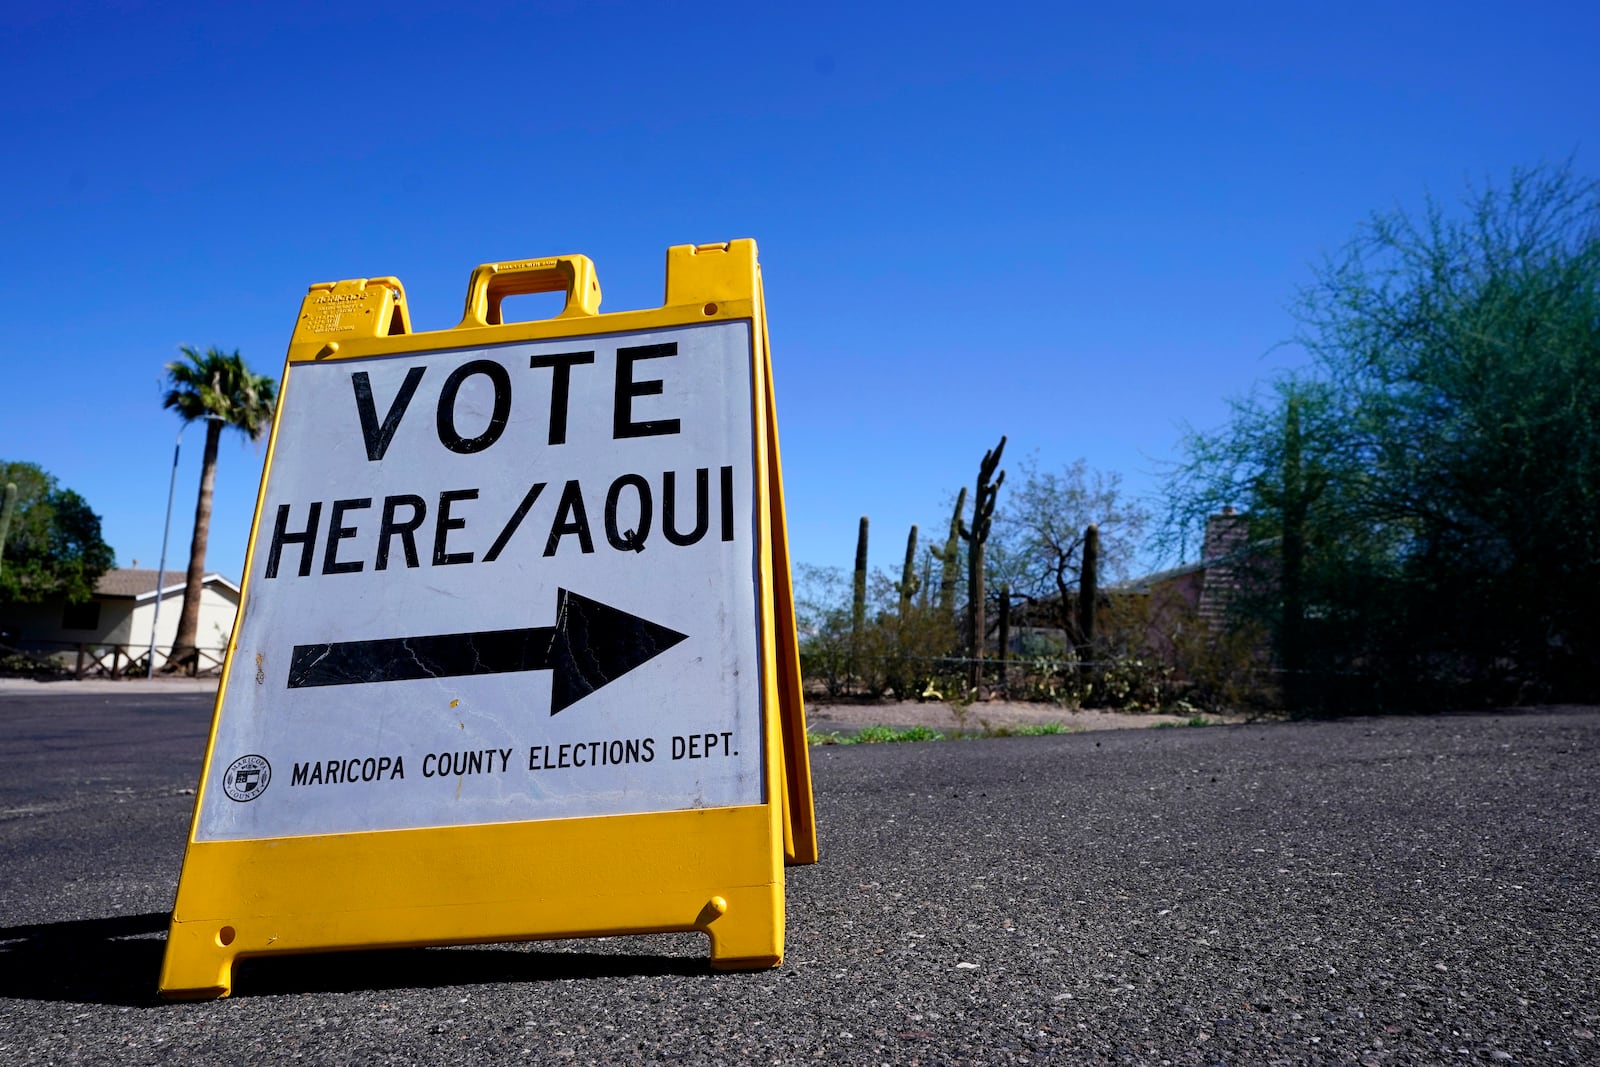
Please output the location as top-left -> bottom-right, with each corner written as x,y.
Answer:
1107,560 -> 1208,595
1110,535 -> 1279,595
94,569 -> 240,600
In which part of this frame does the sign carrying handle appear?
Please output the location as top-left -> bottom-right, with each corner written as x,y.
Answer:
459,255 -> 602,327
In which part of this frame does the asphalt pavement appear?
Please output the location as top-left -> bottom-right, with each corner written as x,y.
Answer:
1,686 -> 1596,1065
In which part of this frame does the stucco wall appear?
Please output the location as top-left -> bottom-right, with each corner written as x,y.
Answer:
1,581 -> 238,670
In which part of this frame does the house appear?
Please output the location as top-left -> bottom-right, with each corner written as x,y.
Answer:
1101,507 -> 1275,665
1116,508 -> 1254,628
0,568 -> 240,674
1002,510 -> 1259,659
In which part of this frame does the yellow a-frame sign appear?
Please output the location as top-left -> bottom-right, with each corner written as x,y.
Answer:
160,241 -> 816,999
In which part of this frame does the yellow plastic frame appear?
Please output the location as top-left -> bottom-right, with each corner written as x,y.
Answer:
159,241 -> 816,999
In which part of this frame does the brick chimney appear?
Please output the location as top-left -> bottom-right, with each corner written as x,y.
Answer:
1198,507 -> 1248,629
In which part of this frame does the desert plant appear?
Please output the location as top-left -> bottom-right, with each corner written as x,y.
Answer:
851,516 -> 869,653
854,724 -> 946,744
1078,523 -> 1099,650
795,563 -> 853,698
0,482 -> 16,577
930,488 -> 967,621
898,524 -> 919,617
960,436 -> 1006,687
1163,164 -> 1600,709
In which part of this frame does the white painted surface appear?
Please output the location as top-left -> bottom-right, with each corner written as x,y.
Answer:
128,583 -> 238,667
195,322 -> 763,841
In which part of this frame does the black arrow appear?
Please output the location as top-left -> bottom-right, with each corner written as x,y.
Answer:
286,588 -> 688,714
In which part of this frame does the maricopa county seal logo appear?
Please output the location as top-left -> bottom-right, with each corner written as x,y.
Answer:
223,755 -> 271,802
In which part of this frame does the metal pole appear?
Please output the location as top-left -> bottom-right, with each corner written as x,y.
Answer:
147,428 -> 184,678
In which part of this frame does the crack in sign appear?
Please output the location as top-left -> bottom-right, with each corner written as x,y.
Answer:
399,638 -> 440,680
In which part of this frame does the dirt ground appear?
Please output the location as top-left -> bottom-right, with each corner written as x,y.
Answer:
803,696 -> 1249,734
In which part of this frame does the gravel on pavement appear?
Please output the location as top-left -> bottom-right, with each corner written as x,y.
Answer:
0,686 -> 1595,1065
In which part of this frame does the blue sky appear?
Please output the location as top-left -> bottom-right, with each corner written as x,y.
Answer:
2,1 -> 1595,591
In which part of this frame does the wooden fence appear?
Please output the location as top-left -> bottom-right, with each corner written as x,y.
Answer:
5,640 -> 228,679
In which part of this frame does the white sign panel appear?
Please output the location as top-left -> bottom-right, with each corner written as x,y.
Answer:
195,322 -> 762,841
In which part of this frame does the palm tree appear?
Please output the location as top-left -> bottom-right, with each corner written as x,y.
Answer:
162,346 -> 277,673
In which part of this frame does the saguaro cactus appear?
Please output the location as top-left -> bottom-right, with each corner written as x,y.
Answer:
898,524 -> 920,618
960,436 -> 1006,688
1078,523 -> 1099,652
851,516 -> 869,679
930,487 -> 966,621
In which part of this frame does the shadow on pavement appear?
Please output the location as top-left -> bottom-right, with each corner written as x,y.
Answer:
234,944 -> 707,997
0,912 -> 708,1005
0,912 -> 170,1007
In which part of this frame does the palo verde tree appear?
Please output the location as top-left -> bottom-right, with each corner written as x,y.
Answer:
0,461 -> 116,605
162,346 -> 277,673
989,454 -> 1149,656
1163,375 -> 1380,706
0,483 -> 17,577
1165,163 -> 1600,708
